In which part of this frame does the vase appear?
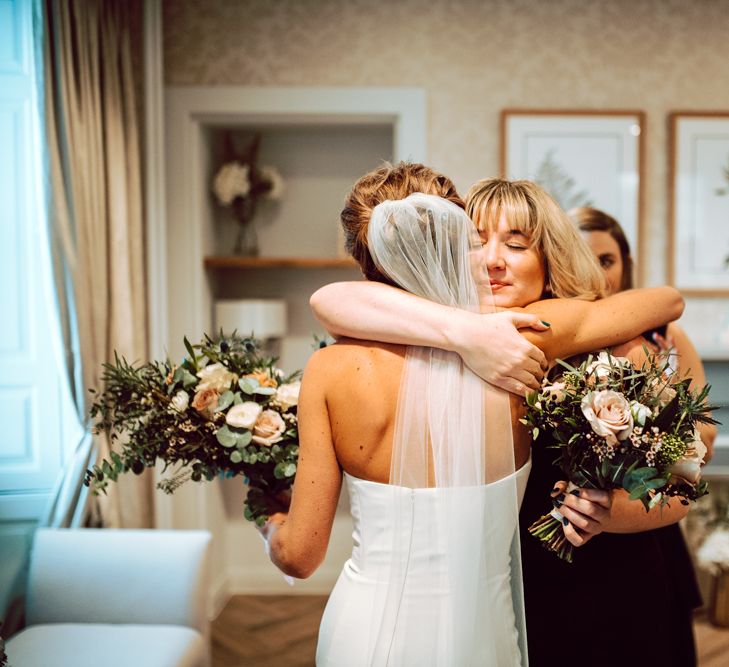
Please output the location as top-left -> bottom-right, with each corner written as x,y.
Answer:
233,220 -> 259,256
231,197 -> 260,256
709,569 -> 729,627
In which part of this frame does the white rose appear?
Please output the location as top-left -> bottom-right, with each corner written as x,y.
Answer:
275,381 -> 301,410
170,390 -> 189,413
543,381 -> 567,403
226,402 -> 262,429
260,165 -> 285,200
252,409 -> 286,446
581,390 -> 634,443
629,400 -> 652,426
213,162 -> 251,205
585,352 -> 631,385
197,362 -> 238,393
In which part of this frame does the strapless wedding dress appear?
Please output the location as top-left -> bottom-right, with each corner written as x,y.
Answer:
316,459 -> 532,666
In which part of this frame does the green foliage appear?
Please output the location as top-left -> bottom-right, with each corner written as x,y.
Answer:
523,349 -> 718,562
84,334 -> 302,523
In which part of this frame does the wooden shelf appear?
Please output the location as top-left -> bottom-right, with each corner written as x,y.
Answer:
204,256 -> 359,269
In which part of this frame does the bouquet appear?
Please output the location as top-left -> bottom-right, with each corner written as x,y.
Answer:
522,350 -> 716,562
84,334 -> 301,526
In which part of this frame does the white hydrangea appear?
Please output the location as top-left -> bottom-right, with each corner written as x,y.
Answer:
260,165 -> 285,200
213,162 -> 251,205
697,530 -> 729,575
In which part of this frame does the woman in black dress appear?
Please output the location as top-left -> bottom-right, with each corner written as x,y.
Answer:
517,206 -> 719,667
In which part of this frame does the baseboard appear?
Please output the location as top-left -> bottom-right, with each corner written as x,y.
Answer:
208,570 -> 231,619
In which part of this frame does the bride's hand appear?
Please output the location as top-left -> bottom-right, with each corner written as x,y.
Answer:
550,482 -> 612,547
450,310 -> 549,396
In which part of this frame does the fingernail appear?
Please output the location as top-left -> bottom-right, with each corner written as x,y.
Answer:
552,498 -> 563,508
551,487 -> 560,494
570,489 -> 581,496
541,320 -> 551,327
562,517 -> 569,526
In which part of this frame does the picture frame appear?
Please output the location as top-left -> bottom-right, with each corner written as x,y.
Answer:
669,112 -> 729,295
501,109 -> 645,284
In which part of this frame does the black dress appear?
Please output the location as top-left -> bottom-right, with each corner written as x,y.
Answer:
520,433 -> 702,667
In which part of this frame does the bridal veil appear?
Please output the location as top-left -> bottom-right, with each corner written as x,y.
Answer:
365,193 -> 528,665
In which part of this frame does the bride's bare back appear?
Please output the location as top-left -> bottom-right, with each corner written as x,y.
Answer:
313,339 -> 404,484
308,338 -> 532,486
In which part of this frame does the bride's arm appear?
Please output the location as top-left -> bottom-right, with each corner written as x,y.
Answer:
517,286 -> 684,361
261,351 -> 342,579
311,281 -> 550,395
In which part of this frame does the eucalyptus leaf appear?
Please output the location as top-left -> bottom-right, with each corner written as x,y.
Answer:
274,461 -> 287,479
216,390 -> 234,412
284,462 -> 297,477
239,377 -> 259,394
180,369 -> 198,388
253,386 -> 277,396
230,450 -> 243,464
236,430 -> 252,447
216,425 -> 238,448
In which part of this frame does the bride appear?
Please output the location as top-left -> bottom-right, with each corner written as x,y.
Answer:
260,163 -> 683,666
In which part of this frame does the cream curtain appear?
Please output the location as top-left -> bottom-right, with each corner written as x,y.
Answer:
43,0 -> 152,528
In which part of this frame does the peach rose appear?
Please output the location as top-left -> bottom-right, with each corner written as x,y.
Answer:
581,390 -> 634,444
252,409 -> 286,446
192,387 -> 220,418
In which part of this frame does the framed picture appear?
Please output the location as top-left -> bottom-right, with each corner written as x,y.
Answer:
669,112 -> 729,295
501,110 -> 645,283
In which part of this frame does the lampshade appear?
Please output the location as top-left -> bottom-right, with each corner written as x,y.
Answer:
214,299 -> 287,339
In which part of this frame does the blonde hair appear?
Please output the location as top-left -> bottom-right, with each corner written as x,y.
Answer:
465,179 -> 606,300
341,162 -> 464,284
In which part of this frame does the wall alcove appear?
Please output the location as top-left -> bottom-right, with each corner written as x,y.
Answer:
161,86 -> 426,600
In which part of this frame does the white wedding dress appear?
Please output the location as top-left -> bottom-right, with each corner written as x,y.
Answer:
314,194 -> 529,666
316,459 -> 531,666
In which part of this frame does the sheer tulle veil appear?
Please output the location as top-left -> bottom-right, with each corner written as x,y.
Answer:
365,193 -> 528,665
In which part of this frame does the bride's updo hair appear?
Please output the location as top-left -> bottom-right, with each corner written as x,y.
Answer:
341,162 -> 464,284
465,178 -> 606,301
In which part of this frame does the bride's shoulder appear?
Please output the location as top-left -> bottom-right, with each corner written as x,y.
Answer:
305,339 -> 405,379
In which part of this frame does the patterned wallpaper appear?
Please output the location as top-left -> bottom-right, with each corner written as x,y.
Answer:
163,0 -> 729,285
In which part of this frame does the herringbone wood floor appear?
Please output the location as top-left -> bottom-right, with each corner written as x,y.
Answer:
212,595 -> 729,666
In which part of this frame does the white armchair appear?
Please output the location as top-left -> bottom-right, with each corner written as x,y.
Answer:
6,528 -> 212,667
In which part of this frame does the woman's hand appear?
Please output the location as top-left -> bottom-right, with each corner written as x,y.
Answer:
310,282 -> 549,396
449,310 -> 550,395
550,481 -> 612,547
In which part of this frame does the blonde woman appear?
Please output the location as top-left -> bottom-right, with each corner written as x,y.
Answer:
310,174 -> 692,665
